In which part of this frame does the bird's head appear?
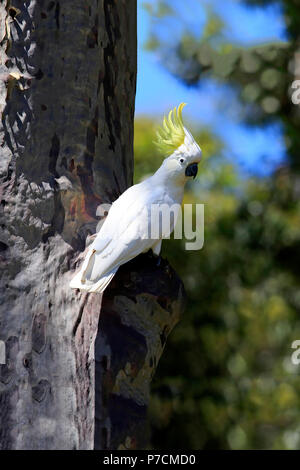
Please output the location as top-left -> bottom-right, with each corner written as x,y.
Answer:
155,103 -> 202,184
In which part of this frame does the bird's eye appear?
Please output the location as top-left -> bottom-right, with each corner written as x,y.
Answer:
180,158 -> 184,163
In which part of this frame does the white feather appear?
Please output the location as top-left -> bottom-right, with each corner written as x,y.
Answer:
70,128 -> 202,293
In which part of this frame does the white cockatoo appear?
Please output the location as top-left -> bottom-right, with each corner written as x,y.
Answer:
70,103 -> 202,293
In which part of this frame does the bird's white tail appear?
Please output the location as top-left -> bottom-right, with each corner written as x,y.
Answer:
69,243 -> 119,293
69,268 -> 117,293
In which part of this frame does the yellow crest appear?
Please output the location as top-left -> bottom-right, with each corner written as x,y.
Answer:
154,103 -> 187,155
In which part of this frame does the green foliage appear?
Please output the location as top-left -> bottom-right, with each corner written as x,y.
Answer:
138,0 -> 300,450
202,10 -> 224,41
145,0 -> 300,170
143,1 -> 174,18
134,116 -> 300,449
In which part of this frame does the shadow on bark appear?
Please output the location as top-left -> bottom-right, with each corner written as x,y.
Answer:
94,251 -> 186,450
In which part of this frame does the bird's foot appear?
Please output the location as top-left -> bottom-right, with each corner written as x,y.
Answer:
147,249 -> 162,266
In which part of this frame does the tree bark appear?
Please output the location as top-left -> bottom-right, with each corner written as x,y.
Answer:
95,253 -> 185,450
0,0 -> 185,450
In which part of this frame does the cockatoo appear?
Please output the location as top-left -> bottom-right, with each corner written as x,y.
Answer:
70,103 -> 202,293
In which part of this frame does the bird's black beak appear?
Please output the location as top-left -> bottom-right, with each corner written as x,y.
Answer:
185,163 -> 198,179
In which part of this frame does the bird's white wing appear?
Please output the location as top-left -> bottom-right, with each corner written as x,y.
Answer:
70,181 -> 160,292
92,182 -> 149,249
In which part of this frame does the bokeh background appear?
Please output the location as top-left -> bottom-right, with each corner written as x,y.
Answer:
134,0 -> 300,449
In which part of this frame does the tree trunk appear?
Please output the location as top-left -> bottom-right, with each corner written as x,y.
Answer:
0,0 -> 185,450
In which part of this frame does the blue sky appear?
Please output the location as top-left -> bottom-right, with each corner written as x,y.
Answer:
135,0 -> 287,175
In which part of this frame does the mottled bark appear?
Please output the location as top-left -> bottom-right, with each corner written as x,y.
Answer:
0,0 -> 185,450
95,253 -> 185,450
